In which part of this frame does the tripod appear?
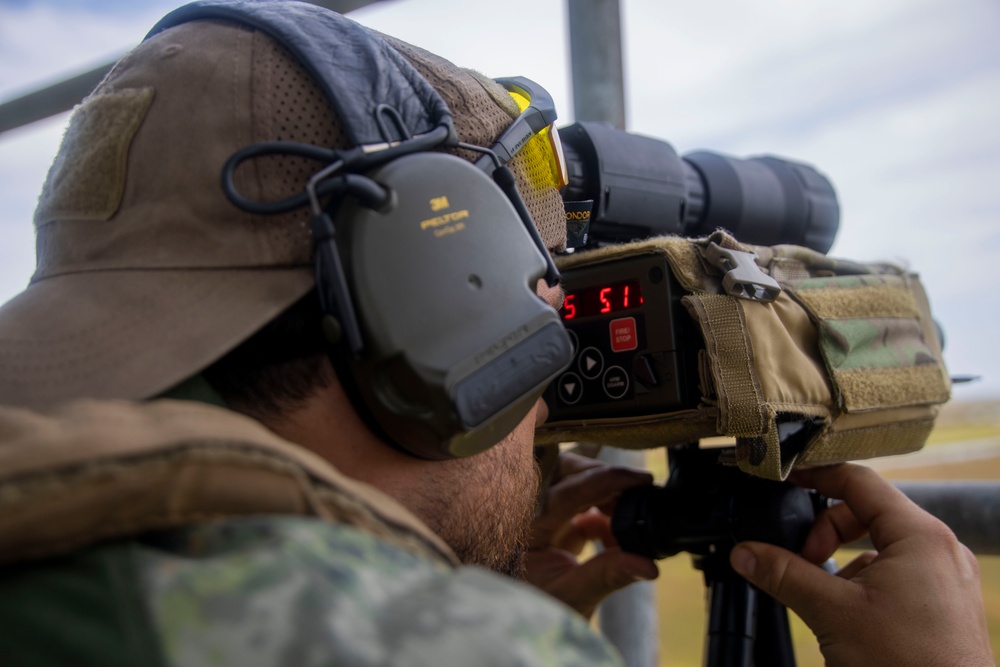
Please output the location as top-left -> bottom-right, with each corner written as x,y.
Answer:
613,443 -> 823,667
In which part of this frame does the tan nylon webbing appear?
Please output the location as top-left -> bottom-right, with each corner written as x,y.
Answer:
796,284 -> 919,320
691,294 -> 766,436
768,258 -> 811,285
836,365 -> 951,411
661,241 -> 705,292
736,426 -> 794,481
554,237 -> 708,293
799,420 -> 934,466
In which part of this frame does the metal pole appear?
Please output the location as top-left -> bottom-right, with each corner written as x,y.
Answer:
0,63 -> 114,136
567,0 -> 627,129
849,482 -> 1000,555
596,447 -> 659,667
568,2 -> 652,662
0,0 -> 390,136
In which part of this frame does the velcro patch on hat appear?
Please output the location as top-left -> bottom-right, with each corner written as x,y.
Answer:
34,87 -> 154,227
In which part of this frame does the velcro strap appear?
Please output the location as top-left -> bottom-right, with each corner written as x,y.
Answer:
684,293 -> 766,436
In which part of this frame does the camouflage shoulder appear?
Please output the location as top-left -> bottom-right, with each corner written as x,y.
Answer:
381,565 -> 623,667
140,516 -> 622,667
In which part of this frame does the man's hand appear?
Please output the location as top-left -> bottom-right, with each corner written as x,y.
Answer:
730,463 -> 994,667
525,451 -> 659,619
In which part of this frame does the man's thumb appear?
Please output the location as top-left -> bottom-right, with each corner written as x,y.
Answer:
730,542 -> 849,629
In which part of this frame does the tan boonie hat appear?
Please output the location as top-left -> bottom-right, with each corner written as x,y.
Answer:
0,16 -> 567,408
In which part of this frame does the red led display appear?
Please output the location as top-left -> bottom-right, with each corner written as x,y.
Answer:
561,279 -> 643,320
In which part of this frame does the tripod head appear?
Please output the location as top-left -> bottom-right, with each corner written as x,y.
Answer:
612,444 -> 828,667
613,444 -> 823,559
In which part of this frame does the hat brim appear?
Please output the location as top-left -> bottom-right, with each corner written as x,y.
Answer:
0,267 -> 314,407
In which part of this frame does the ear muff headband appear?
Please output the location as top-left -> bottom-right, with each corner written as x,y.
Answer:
148,0 -> 456,146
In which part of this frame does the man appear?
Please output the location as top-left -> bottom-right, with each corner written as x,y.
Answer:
0,3 -> 992,666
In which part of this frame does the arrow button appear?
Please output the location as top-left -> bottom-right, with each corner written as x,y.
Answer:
558,372 -> 583,405
578,347 -> 604,380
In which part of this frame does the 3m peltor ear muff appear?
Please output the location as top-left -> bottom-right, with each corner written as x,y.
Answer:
148,0 -> 574,460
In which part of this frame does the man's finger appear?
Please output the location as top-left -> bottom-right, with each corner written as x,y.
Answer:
536,466 -> 653,537
552,451 -> 606,480
542,547 -> 659,619
791,464 -> 933,551
536,508 -> 615,553
571,507 -> 618,547
523,549 -> 579,590
730,541 -> 855,630
552,451 -> 648,483
799,500 -> 868,563
835,550 -> 877,580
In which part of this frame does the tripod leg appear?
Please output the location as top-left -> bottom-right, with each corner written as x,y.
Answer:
702,556 -> 799,667
704,564 -> 756,667
753,592 -> 796,667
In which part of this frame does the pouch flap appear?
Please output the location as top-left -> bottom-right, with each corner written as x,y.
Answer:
790,273 -> 950,412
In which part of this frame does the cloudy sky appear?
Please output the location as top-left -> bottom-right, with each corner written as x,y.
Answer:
1,0 -> 998,400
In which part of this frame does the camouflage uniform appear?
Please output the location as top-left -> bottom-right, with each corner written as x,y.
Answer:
0,400 -> 622,667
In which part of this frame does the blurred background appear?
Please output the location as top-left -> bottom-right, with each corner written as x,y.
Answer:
2,0 -> 998,664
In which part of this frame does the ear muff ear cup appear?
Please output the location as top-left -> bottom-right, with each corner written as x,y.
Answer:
328,152 -> 573,459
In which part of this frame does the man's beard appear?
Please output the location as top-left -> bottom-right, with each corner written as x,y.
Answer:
415,436 -> 540,578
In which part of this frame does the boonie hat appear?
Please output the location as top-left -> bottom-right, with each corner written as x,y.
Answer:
0,12 -> 567,407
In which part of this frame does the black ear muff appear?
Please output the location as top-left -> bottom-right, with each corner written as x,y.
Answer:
331,152 -> 572,459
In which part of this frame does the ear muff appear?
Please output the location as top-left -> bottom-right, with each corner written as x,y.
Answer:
327,152 -> 572,459
154,0 -> 573,459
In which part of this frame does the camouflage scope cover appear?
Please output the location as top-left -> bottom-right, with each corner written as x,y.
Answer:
535,231 -> 949,481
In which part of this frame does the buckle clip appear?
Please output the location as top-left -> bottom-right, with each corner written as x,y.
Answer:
705,242 -> 781,303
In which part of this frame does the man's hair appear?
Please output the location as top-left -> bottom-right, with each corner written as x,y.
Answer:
203,291 -> 332,420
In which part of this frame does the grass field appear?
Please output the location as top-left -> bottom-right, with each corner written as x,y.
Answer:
624,399 -> 1000,666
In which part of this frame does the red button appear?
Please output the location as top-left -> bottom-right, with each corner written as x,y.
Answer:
609,317 -> 638,352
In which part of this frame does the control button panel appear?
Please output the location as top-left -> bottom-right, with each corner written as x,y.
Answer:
549,314 -> 647,407
543,253 -> 702,423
